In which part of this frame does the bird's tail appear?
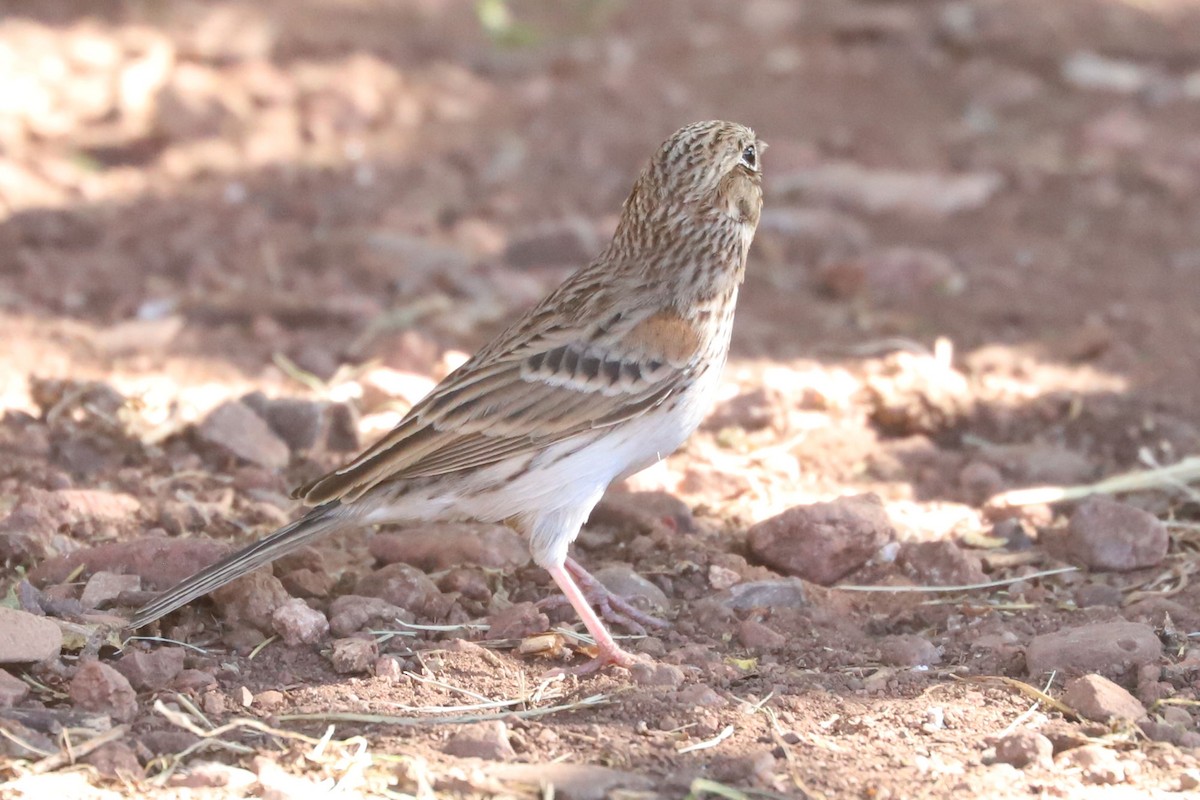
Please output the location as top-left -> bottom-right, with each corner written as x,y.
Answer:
127,501 -> 348,630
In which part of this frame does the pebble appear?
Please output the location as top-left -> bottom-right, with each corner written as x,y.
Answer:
485,602 -> 549,640
82,741 -> 142,778
211,571 -> 290,631
737,619 -> 786,651
0,669 -> 30,707
70,661 -> 137,722
590,564 -> 668,612
258,396 -> 325,453
879,634 -> 942,668
897,540 -> 986,586
724,578 -> 809,610
330,638 -> 378,674
1061,674 -> 1148,723
271,598 -> 329,646
443,721 -> 517,761
747,494 -> 894,585
992,729 -> 1053,769
1066,496 -> 1168,572
865,351 -> 972,436
0,608 -> 63,663
80,571 -> 141,609
630,661 -> 686,688
354,563 -> 445,617
114,647 -> 185,691
28,536 -> 230,590
589,489 -> 696,535
327,595 -> 412,637
369,523 -> 530,570
195,400 -> 290,469
1026,621 -> 1162,679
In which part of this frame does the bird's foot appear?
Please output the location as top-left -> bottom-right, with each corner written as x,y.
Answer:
538,557 -> 669,636
543,640 -> 642,678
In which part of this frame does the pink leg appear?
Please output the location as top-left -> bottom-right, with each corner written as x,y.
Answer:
545,563 -> 639,675
564,557 -> 669,633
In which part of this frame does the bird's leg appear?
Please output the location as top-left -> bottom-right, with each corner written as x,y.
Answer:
564,557 -> 669,633
545,563 -> 639,675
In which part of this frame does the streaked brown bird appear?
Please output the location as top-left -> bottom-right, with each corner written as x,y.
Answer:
130,120 -> 764,673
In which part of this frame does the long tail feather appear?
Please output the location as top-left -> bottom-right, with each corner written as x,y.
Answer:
128,501 -> 349,629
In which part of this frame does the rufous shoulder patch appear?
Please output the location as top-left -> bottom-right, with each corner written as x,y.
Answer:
625,311 -> 703,364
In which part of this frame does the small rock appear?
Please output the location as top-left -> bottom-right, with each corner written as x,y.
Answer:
330,638 -> 378,674
114,647 -> 186,691
630,661 -> 685,688
375,655 -> 404,682
747,494 -> 894,585
1180,769 -> 1200,791
82,741 -> 142,778
1066,496 -> 1169,572
992,729 -> 1053,769
0,669 -> 30,707
255,690 -> 285,710
195,400 -> 290,469
485,602 -> 549,640
211,571 -> 290,632
369,523 -> 530,570
328,595 -> 413,637
1074,582 -> 1123,608
724,578 -> 808,610
70,661 -> 137,722
29,536 -> 230,590
738,619 -> 786,650
1056,744 -> 1126,785
443,721 -> 517,761
260,396 -> 325,453
1062,674 -> 1148,723
1026,621 -> 1162,679
170,760 -> 259,790
174,669 -> 217,692
879,634 -> 942,668
355,563 -> 444,617
708,565 -> 742,591
898,540 -> 986,586
0,608 -> 63,663
591,565 -> 668,612
280,567 -> 334,598
676,684 -> 727,707
271,598 -> 329,646
80,571 -> 141,609
590,489 -> 696,535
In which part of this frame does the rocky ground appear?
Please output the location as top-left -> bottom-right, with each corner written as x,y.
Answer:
2,1 -> 1200,798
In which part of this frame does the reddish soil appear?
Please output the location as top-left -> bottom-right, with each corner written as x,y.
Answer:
2,1 -> 1200,798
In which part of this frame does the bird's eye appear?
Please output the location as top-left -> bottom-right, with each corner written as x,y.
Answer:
740,144 -> 757,171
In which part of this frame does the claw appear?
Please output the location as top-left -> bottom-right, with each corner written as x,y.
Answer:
540,557 -> 669,635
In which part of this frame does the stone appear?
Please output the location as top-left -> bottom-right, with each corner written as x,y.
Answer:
865,351 -> 972,436
29,537 -> 230,590
0,608 -> 63,663
260,396 -> 324,453
898,540 -> 986,587
195,400 -> 290,469
82,741 -> 142,778
271,599 -> 329,646
211,571 -> 290,632
1066,496 -> 1169,572
0,669 -> 30,707
114,647 -> 186,691
369,523 -> 530,571
1062,674 -> 1148,723
330,638 -> 378,674
747,494 -> 894,585
70,661 -> 137,722
328,595 -> 413,637
1026,621 -> 1162,680
724,578 -> 808,610
879,634 -> 942,667
355,563 -> 444,617
442,721 -> 516,761
630,661 -> 685,688
737,619 -> 785,650
1056,744 -> 1126,785
80,571 -> 141,609
591,565 -> 669,612
992,729 -> 1052,769
485,602 -> 549,640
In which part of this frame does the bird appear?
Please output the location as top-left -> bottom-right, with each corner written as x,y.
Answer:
129,120 -> 764,674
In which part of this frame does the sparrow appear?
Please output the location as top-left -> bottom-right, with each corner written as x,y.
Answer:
130,120 -> 764,674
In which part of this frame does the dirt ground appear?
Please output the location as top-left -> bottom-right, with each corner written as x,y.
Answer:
2,1 -> 1200,797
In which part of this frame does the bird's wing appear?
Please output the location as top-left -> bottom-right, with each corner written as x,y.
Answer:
295,307 -> 704,504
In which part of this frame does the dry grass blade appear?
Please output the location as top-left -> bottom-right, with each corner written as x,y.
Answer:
835,566 -> 1077,593
986,456 -> 1200,508
280,692 -> 610,727
954,674 -> 1077,718
677,724 -> 734,754
28,724 -> 129,774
